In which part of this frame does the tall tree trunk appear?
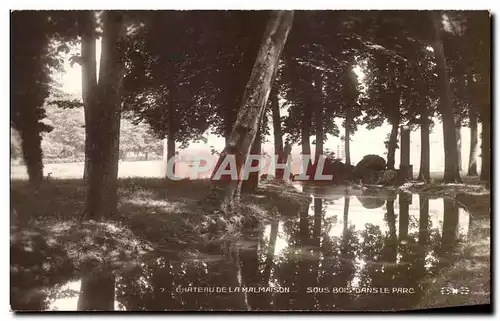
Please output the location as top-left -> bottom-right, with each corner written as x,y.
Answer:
430,11 -> 461,183
166,91 -> 176,176
271,88 -> 283,156
301,115 -> 312,175
19,125 -> 44,185
386,120 -> 399,170
242,127 -> 261,193
77,268 -> 115,311
225,12 -> 269,144
84,11 -> 125,219
271,87 -> 288,180
314,75 -> 324,173
455,118 -> 462,171
467,107 -> 479,176
344,115 -> 351,166
399,125 -> 411,180
480,113 -> 490,184
79,11 -> 97,184
209,11 -> 294,215
418,107 -> 431,182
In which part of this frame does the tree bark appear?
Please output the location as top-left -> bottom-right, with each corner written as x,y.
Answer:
467,107 -> 479,176
270,88 -> 283,156
19,125 -> 44,185
166,91 -> 176,176
399,125 -> 411,180
77,269 -> 115,311
209,11 -> 294,215
455,118 -> 462,172
241,127 -> 261,193
84,11 -> 125,219
480,112 -> 490,184
430,11 -> 461,183
301,117 -> 312,175
344,114 -> 351,166
79,11 -> 97,184
418,108 -> 431,182
386,120 -> 399,170
313,75 -> 324,172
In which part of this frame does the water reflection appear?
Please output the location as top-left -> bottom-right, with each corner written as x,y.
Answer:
13,187 -> 473,311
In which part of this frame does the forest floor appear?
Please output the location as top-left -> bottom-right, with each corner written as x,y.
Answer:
10,178 -> 310,310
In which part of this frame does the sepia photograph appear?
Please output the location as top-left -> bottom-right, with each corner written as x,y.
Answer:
9,8 -> 491,312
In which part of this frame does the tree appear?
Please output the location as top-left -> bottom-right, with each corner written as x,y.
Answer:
11,11 -> 58,185
84,11 -> 126,219
430,11 -> 462,183
209,11 -> 294,215
338,61 -> 362,165
77,11 -> 98,182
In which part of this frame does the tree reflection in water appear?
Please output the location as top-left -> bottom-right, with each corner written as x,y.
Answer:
21,191 -> 472,311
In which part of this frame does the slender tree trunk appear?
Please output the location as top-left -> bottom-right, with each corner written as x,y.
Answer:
77,269 -> 115,311
19,125 -> 44,185
386,120 -> 399,170
430,11 -> 461,183
84,11 -> 125,219
480,114 -> 490,184
242,127 -> 261,193
399,125 -> 411,180
314,76 -> 324,174
271,88 -> 283,156
271,88 -> 287,180
301,102 -> 313,176
455,118 -> 462,172
344,115 -> 351,166
166,91 -> 176,176
79,11 -> 97,184
418,108 -> 431,182
209,11 -> 294,215
467,107 -> 479,176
